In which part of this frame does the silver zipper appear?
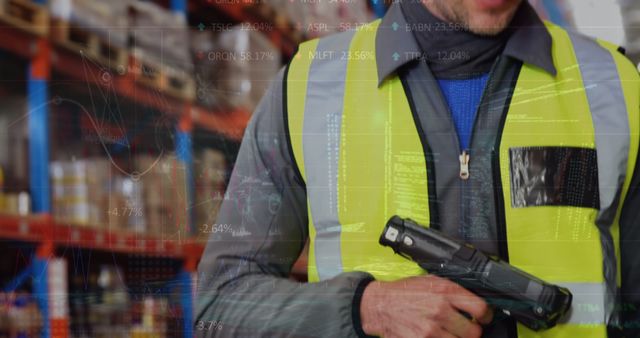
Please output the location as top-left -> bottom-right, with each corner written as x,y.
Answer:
459,150 -> 470,180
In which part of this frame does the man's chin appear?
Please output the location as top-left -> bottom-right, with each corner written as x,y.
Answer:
466,15 -> 513,35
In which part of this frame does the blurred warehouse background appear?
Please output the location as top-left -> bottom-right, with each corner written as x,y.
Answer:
0,0 -> 637,337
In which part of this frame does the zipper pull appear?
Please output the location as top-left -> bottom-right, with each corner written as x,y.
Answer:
459,150 -> 470,180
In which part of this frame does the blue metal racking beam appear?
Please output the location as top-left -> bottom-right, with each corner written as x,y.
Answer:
26,5 -> 53,329
175,113 -> 195,338
170,2 -> 195,336
178,270 -> 194,338
32,257 -> 50,338
171,0 -> 188,15
28,64 -> 50,213
3,264 -> 32,292
30,0 -> 50,215
371,0 -> 387,19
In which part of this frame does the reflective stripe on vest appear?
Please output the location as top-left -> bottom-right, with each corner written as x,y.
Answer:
567,29 -> 630,328
286,20 -> 640,337
302,30 -> 356,280
559,282 -> 606,325
289,22 -> 429,282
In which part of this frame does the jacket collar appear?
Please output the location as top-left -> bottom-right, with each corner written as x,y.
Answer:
375,1 -> 557,86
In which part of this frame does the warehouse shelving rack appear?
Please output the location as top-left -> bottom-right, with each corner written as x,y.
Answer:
0,0 -> 389,337
0,0 -> 302,336
0,21 -> 203,338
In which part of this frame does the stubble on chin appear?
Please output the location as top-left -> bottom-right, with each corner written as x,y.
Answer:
423,0 -> 519,36
466,8 -> 519,36
467,15 -> 514,36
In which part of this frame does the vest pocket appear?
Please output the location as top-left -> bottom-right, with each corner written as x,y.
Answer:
509,147 -> 599,209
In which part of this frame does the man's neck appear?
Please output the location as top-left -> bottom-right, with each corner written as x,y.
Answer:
399,0 -> 511,79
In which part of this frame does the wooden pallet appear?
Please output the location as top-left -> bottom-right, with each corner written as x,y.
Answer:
162,65 -> 196,101
248,2 -> 276,22
0,0 -> 49,36
130,52 -> 162,91
130,50 -> 196,102
50,19 -> 128,71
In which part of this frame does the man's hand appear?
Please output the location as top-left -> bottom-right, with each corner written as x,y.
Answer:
360,275 -> 493,338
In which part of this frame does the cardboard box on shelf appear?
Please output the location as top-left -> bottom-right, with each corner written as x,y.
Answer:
134,154 -> 189,238
194,149 -> 226,186
107,176 -> 145,233
2,192 -> 30,216
130,47 -> 196,101
193,149 -> 227,241
44,139 -> 226,242
190,30 -> 219,109
206,25 -> 281,112
51,160 -> 92,225
0,95 -> 29,194
128,0 -> 192,72
86,159 -> 111,226
51,159 -> 111,226
48,0 -> 129,48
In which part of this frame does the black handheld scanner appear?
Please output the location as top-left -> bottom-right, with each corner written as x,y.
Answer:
379,216 -> 572,331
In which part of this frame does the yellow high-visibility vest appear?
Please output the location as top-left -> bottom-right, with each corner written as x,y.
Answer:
286,20 -> 639,337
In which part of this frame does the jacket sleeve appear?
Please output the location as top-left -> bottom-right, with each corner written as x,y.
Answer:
620,143 -> 640,337
195,68 -> 374,338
